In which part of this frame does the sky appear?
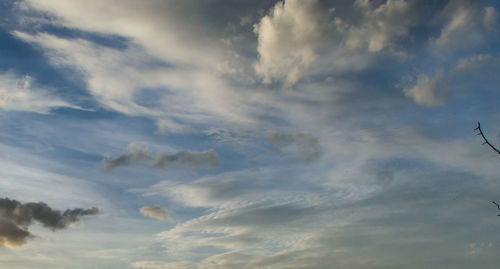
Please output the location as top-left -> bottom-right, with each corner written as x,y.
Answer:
1,0 -> 500,268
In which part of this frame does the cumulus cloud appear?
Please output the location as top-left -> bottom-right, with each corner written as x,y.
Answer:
153,150 -> 219,170
403,72 -> 445,106
253,0 -> 328,85
0,71 -> 79,114
270,132 -> 322,163
139,206 -> 173,221
102,142 -> 151,171
0,197 -> 100,247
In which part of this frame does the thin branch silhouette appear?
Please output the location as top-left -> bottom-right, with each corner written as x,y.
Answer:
492,201 -> 500,216
475,122 -> 500,155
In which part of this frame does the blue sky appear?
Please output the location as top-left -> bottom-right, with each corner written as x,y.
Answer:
1,0 -> 500,268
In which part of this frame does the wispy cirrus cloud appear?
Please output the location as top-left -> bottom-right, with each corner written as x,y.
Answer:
0,71 -> 79,114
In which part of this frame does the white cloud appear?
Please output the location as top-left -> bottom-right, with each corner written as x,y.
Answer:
21,0 -> 224,67
252,0 -> 416,85
13,31 -> 255,128
403,72 -> 444,106
345,0 -> 413,52
253,0 -> 328,85
0,71 -> 78,114
430,1 -> 493,51
435,6 -> 470,47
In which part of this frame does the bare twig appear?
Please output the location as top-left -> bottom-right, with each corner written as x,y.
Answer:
475,122 -> 500,155
492,201 -> 500,216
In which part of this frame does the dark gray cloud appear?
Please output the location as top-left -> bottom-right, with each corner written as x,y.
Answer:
103,143 -> 219,171
153,150 -> 219,169
0,219 -> 31,247
102,142 -> 151,171
0,197 -> 100,247
270,133 -> 322,163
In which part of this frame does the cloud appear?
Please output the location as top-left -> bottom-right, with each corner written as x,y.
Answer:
0,219 -> 31,248
139,206 -> 173,221
153,150 -> 219,170
131,261 -> 195,269
134,167 -> 315,208
155,119 -> 193,135
103,143 -> 219,171
0,197 -> 100,247
430,1 -> 495,51
253,0 -> 328,85
483,7 -> 498,28
0,71 -> 79,114
14,2 -> 258,129
270,132 -> 322,163
7,1 -> 500,267
454,53 -> 494,71
345,0 -> 414,53
102,142 -> 151,171
403,71 -> 445,106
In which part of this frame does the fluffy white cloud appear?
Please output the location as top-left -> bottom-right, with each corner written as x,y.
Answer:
253,0 -> 328,85
403,72 -> 444,106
